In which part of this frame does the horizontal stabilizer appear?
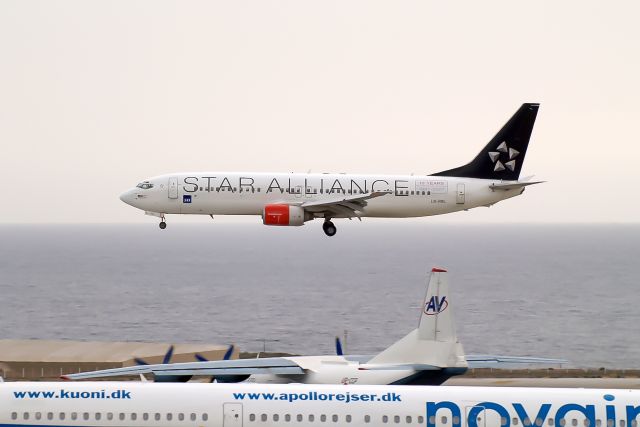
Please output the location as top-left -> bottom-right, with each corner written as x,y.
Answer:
489,181 -> 544,191
466,354 -> 568,368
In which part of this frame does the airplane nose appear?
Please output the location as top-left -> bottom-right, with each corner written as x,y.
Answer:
119,189 -> 135,207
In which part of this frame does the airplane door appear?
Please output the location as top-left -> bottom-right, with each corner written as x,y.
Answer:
466,406 -> 502,427
466,406 -> 485,427
456,184 -> 465,204
168,177 -> 178,199
223,403 -> 243,427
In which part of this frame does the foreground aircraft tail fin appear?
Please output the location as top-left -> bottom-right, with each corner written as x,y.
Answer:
432,103 -> 539,181
367,268 -> 467,368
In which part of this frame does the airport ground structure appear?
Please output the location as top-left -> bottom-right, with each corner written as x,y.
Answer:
0,340 -> 233,381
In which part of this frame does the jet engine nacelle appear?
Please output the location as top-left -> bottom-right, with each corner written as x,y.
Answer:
262,204 -> 306,226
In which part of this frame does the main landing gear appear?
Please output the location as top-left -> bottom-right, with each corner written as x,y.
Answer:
159,214 -> 166,230
322,220 -> 337,237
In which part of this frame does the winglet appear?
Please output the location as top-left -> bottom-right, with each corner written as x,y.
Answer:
431,267 -> 447,273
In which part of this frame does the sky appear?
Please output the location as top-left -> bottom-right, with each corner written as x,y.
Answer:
1,0 -> 639,223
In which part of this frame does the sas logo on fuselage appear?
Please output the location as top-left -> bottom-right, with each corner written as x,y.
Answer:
424,296 -> 448,315
183,195 -> 192,203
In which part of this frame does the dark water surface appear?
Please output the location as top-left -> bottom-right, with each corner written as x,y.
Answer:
0,224 -> 638,368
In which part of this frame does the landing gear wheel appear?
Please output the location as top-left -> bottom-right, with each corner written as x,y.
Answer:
159,221 -> 167,230
322,221 -> 337,237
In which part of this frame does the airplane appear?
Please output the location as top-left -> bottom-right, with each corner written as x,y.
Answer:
63,268 -> 565,385
120,103 -> 543,236
3,381 -> 639,427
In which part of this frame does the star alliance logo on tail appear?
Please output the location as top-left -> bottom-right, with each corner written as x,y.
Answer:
488,141 -> 520,172
424,296 -> 448,315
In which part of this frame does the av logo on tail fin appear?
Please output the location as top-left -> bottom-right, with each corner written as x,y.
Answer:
424,296 -> 448,315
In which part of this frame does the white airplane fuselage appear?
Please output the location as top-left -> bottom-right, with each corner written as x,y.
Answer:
120,172 -> 521,219
3,382 -> 639,427
119,104 -> 542,233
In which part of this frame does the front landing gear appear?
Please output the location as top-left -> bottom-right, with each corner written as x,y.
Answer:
159,214 -> 166,230
322,220 -> 337,237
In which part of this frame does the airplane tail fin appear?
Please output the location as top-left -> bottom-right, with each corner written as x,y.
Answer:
431,103 -> 539,181
367,268 -> 467,368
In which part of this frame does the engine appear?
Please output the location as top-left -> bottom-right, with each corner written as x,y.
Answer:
262,204 -> 306,226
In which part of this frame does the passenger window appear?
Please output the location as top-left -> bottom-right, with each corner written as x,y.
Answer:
429,416 -> 436,424
23,413 -> 29,420
262,414 -> 268,422
418,417 -> 425,424
48,413 -> 54,420
309,415 -> 315,422
59,413 -> 66,420
525,417 -> 532,426
514,418 -> 520,425
453,417 -> 460,425
607,421 -> 614,427
407,416 -> 412,424
631,421 -> 637,427
35,412 -> 42,420
549,419 -> 554,426
107,413 -> 113,421
585,421 -> 590,427
167,413 -> 173,421
560,420 -> 566,427
620,422 -> 626,427
333,415 -> 339,422
274,414 -> 279,422
199,187 -> 203,191
365,415 -> 371,423
501,418 -> 508,426
70,413 -> 77,420
285,414 -> 292,422
191,413 -> 197,421
155,413 -> 161,421
143,413 -> 149,421
297,414 -> 303,422
179,413 -> 184,421
95,413 -> 102,421
536,418 -> 543,426
346,415 -> 352,423
395,416 -> 401,423
596,421 -> 602,427
442,416 -> 448,424
83,413 -> 89,420
119,413 -> 125,421
132,413 -> 138,421
11,412 -> 17,420
384,416 -> 389,423
203,414 -> 208,421
250,414 -> 256,422
321,415 -> 327,422
572,420 -> 578,427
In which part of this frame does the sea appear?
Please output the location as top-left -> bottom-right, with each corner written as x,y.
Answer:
0,223 -> 638,368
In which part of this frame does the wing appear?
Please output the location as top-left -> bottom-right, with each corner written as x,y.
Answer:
466,354 -> 568,368
300,191 -> 391,218
62,358 -> 305,380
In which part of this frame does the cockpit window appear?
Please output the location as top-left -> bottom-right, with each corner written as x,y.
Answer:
136,181 -> 154,189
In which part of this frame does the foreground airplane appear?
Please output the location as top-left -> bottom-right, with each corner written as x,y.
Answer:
3,381 -> 640,427
64,268 -> 565,385
120,103 -> 542,236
